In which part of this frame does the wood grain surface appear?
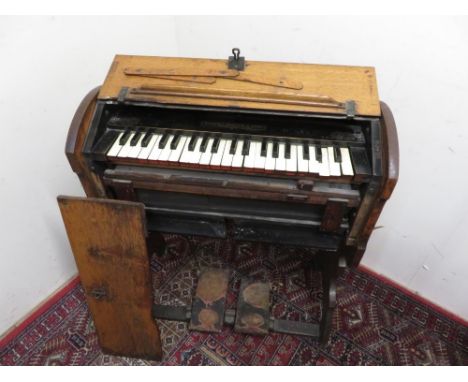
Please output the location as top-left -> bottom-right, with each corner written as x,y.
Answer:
57,196 -> 162,360
99,55 -> 380,116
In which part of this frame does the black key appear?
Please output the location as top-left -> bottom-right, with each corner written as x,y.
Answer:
158,132 -> 170,149
200,134 -> 210,153
285,140 -> 291,159
130,130 -> 142,146
302,142 -> 310,160
170,133 -> 182,149
229,137 -> 238,155
333,146 -> 342,163
211,136 -> 220,153
315,146 -> 322,162
141,129 -> 154,147
188,134 -> 199,151
260,138 -> 268,157
241,138 -> 251,155
93,130 -> 119,156
349,147 -> 371,176
272,140 -> 279,159
119,129 -> 132,145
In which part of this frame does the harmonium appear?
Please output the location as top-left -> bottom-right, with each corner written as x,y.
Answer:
58,49 -> 399,360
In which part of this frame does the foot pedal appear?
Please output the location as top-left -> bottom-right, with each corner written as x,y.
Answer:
234,279 -> 270,335
152,271 -> 320,339
189,268 -> 230,333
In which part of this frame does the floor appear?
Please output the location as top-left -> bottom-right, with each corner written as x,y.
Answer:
1,235 -> 467,365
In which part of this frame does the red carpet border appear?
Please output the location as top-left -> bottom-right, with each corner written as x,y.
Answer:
1,235 -> 467,365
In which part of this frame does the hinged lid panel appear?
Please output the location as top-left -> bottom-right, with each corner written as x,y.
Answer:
99,55 -> 381,117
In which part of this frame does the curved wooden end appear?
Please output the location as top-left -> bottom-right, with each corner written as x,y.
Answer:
380,101 -> 400,199
65,86 -> 101,171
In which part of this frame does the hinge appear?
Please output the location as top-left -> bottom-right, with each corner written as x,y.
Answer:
88,286 -> 108,300
345,100 -> 356,119
117,87 -> 129,103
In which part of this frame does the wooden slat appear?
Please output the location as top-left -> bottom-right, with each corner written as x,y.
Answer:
99,55 -> 381,117
57,196 -> 162,360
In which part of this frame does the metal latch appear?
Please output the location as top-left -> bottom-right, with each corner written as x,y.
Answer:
228,48 -> 245,71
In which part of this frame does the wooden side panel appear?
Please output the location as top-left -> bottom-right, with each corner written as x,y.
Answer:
57,196 -> 162,360
99,55 -> 381,116
65,87 -> 106,198
349,101 -> 399,266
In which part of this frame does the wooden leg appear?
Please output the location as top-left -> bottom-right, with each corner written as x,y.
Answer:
147,231 -> 167,258
318,251 -> 339,346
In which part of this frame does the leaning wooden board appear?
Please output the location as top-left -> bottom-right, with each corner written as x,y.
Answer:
99,55 -> 381,117
57,196 -> 162,360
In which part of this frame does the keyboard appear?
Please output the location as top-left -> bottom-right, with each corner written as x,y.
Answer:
94,128 -> 357,177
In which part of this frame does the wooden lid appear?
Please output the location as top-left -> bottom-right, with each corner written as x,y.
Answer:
99,54 -> 380,117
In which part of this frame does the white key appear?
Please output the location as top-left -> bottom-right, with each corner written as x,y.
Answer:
231,139 -> 244,168
148,134 -> 165,161
297,143 -> 309,173
328,146 -> 341,176
253,141 -> 266,170
286,143 -> 297,173
107,132 -> 124,157
340,147 -> 354,176
127,134 -> 145,158
221,139 -> 234,167
265,141 -> 275,171
156,134 -> 175,161
199,137 -> 214,165
319,147 -> 330,176
138,134 -> 160,160
179,138 -> 194,163
308,145 -> 320,174
168,136 -> 188,162
117,132 -> 135,157
243,140 -> 257,168
210,139 -> 227,166
275,142 -> 286,171
188,136 -> 203,164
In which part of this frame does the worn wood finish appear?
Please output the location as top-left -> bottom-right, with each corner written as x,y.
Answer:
317,251 -> 340,345
57,196 -> 162,360
347,101 -> 399,266
320,200 -> 347,232
99,55 -> 380,116
380,102 -> 400,200
65,87 -> 106,197
103,168 -> 361,208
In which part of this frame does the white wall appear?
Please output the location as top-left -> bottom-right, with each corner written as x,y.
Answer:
1,16 -> 467,335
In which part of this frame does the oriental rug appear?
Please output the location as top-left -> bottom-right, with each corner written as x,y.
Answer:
1,235 -> 467,365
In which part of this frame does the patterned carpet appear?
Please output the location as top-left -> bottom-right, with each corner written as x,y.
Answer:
1,235 -> 467,365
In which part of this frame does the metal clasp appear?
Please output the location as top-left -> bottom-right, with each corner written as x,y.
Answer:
228,47 -> 245,71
